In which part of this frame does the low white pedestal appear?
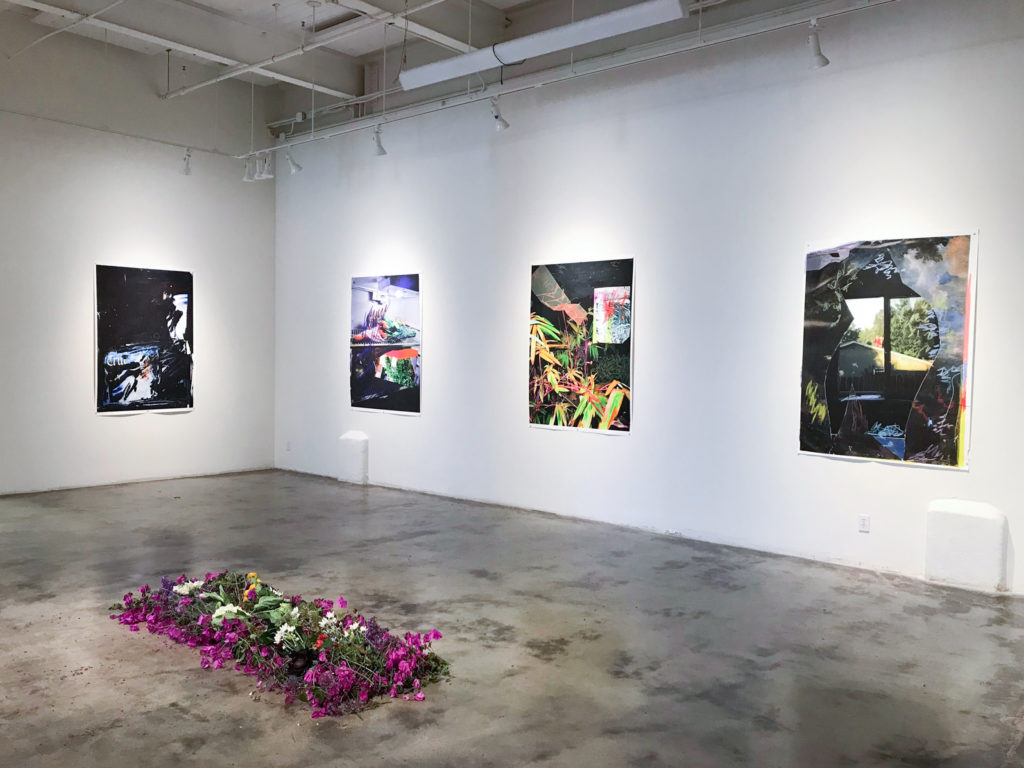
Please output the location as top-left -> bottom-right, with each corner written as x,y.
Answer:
926,499 -> 1007,592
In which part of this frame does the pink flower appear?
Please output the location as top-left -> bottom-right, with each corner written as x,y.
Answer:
337,596 -> 348,610
413,692 -> 425,702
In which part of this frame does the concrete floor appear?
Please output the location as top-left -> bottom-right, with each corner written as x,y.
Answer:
2,471 -> 1024,767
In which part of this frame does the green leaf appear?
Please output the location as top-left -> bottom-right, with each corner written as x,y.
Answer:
572,397 -> 588,423
581,403 -> 595,428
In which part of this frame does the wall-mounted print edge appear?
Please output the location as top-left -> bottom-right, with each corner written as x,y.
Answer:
95,264 -> 194,415
528,256 -> 635,435
797,233 -> 978,470
349,273 -> 422,416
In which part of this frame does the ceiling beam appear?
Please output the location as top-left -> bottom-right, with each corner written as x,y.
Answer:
331,0 -> 475,54
3,0 -> 356,98
161,0 -> 457,100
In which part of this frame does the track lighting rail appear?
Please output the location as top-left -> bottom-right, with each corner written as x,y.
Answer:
239,0 -> 898,162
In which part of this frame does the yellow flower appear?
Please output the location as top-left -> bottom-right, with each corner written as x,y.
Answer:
247,572 -> 259,581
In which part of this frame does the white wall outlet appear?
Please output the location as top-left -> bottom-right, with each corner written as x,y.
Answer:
858,515 -> 871,534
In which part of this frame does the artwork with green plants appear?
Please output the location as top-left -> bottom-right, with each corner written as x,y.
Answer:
529,259 -> 633,431
350,274 -> 421,413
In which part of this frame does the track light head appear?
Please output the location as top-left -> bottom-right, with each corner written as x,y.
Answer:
808,19 -> 830,69
181,147 -> 192,176
260,155 -> 275,180
285,151 -> 303,175
490,98 -> 510,132
242,157 -> 255,182
372,125 -> 387,156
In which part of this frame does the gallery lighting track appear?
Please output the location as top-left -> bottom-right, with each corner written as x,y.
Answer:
239,0 -> 898,164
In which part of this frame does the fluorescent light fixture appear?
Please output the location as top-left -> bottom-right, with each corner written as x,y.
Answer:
372,125 -> 387,156
284,151 -> 303,175
490,97 -> 510,132
399,0 -> 688,91
808,19 -> 830,69
180,147 -> 192,176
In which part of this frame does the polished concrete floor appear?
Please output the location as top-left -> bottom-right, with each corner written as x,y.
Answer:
2,470 -> 1024,767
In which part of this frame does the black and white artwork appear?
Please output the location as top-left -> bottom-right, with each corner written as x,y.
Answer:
96,265 -> 193,413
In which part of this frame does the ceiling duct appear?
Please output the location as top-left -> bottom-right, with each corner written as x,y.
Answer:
398,0 -> 690,91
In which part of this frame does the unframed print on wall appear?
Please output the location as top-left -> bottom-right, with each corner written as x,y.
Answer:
800,236 -> 975,467
95,265 -> 194,413
529,258 -> 633,431
350,274 -> 421,414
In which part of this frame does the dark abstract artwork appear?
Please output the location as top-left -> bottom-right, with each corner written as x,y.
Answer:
96,265 -> 193,413
801,236 -> 974,467
350,274 -> 420,413
529,259 -> 633,431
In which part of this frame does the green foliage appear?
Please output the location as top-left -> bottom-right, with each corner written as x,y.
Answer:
594,350 -> 630,385
392,359 -> 416,389
853,299 -> 934,360
890,298 -> 934,360
529,311 -> 630,430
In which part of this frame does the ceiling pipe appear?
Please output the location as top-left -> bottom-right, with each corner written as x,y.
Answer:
162,0 -> 456,100
399,0 -> 691,91
3,0 -> 354,98
240,0 -> 898,160
331,0 -> 475,55
270,0 -> 732,131
5,0 -> 125,60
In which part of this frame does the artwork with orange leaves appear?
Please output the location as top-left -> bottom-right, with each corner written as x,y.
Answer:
529,259 -> 633,431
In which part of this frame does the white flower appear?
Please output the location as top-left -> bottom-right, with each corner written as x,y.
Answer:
274,622 -> 296,645
172,580 -> 205,595
319,613 -> 338,629
213,604 -> 239,619
270,588 -> 282,596
289,607 -> 299,621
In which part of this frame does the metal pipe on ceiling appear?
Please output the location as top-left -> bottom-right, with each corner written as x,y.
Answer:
6,0 -> 127,60
162,0 -> 455,100
239,0 -> 899,160
267,0 -> 733,133
2,0 -> 356,98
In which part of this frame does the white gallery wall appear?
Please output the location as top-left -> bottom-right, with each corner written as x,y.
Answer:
275,0 -> 1024,590
0,13 -> 277,493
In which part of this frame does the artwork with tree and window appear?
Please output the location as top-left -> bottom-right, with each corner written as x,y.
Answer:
801,236 -> 974,466
350,274 -> 421,413
529,259 -> 633,431
96,265 -> 193,413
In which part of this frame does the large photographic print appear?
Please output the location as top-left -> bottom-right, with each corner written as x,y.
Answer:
350,274 -> 421,413
96,265 -> 194,413
801,236 -> 974,467
529,259 -> 633,431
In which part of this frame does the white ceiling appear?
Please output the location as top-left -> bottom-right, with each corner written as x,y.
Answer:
0,0 -> 841,117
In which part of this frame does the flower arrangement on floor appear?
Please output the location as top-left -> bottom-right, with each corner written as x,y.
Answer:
110,570 -> 449,719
